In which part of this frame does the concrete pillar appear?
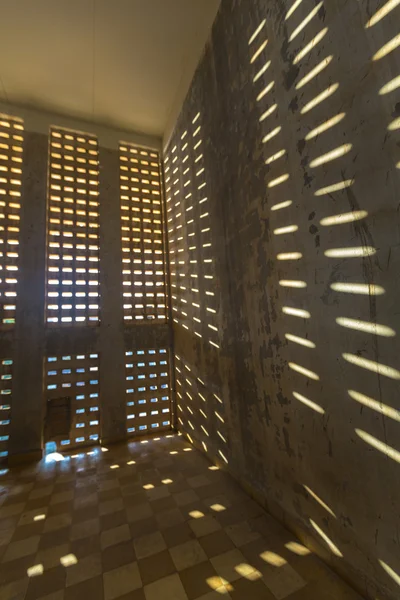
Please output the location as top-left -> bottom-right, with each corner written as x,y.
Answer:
8,132 -> 47,463
98,147 -> 126,444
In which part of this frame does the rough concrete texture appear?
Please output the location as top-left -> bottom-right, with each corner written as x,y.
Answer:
3,131 -> 170,460
164,1 -> 400,599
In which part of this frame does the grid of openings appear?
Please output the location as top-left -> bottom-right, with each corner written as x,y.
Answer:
120,143 -> 167,322
0,358 -> 12,463
45,353 -> 100,448
125,348 -> 170,435
0,115 -> 24,326
164,111 -> 220,348
46,128 -> 100,325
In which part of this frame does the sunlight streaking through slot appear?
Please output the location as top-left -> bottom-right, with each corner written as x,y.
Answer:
301,84 -> 339,115
254,61 -> 272,82
388,117 -> 400,130
283,306 -> 311,318
293,28 -> 328,64
379,74 -> 400,95
257,81 -> 275,101
293,391 -> 325,414
309,519 -> 343,557
324,246 -> 376,258
260,552 -> 286,566
285,541 -> 311,556
315,178 -> 354,196
289,2 -> 324,42
343,353 -> 400,380
379,560 -> 400,586
27,564 -> 44,577
373,34 -> 400,61
330,282 -> 385,295
274,225 -> 298,235
265,149 -> 286,165
279,280 -> 307,288
262,126 -> 281,144
289,362 -> 319,381
348,390 -> 400,422
336,317 -> 395,337
249,19 -> 266,45
285,333 -> 315,348
309,144 -> 352,168
296,56 -> 333,89
366,0 -> 400,28
305,113 -> 346,140
260,104 -> 278,121
304,485 -> 336,517
277,252 -> 302,260
286,0 -> 303,20
250,40 -> 269,63
320,210 -> 367,226
271,200 -> 292,211
268,173 -> 289,188
356,429 -> 400,463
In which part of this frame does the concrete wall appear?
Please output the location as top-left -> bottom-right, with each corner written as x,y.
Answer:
164,1 -> 400,599
0,110 -> 171,463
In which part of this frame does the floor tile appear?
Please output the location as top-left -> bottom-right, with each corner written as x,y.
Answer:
103,561 -> 142,600
134,530 -> 166,559
156,507 -> 184,529
126,503 -> 153,523
179,560 -> 223,600
196,590 -> 232,600
100,509 -> 127,532
187,475 -> 211,489
43,514 -> 72,533
199,530 -> 235,559
130,517 -> 159,538
225,521 -> 260,547
163,522 -> 196,549
174,490 -> 200,507
144,573 -> 188,600
65,552 -> 102,587
50,491 -> 74,506
100,524 -> 130,550
229,576 -> 274,599
2,577 -> 29,600
189,516 -> 221,538
26,565 -> 66,600
102,541 -> 135,573
99,498 -> 123,517
0,503 -> 26,518
146,485 -> 170,502
210,549 -> 252,583
137,549 -> 176,585
70,534 -> 101,559
35,543 -> 71,570
37,590 -> 65,600
70,518 -> 100,541
2,535 -> 40,562
169,539 -> 208,571
64,574 -> 104,600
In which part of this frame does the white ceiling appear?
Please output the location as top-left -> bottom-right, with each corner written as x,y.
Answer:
0,0 -> 219,139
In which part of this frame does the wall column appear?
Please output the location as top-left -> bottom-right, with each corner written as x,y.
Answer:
8,131 -> 48,463
98,147 -> 126,444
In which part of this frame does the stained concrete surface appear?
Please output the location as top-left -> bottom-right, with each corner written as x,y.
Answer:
164,1 -> 400,599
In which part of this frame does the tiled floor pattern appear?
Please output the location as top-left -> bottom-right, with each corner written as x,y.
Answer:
0,433 -> 365,599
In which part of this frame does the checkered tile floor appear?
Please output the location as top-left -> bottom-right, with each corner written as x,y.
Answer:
0,433 -> 364,599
